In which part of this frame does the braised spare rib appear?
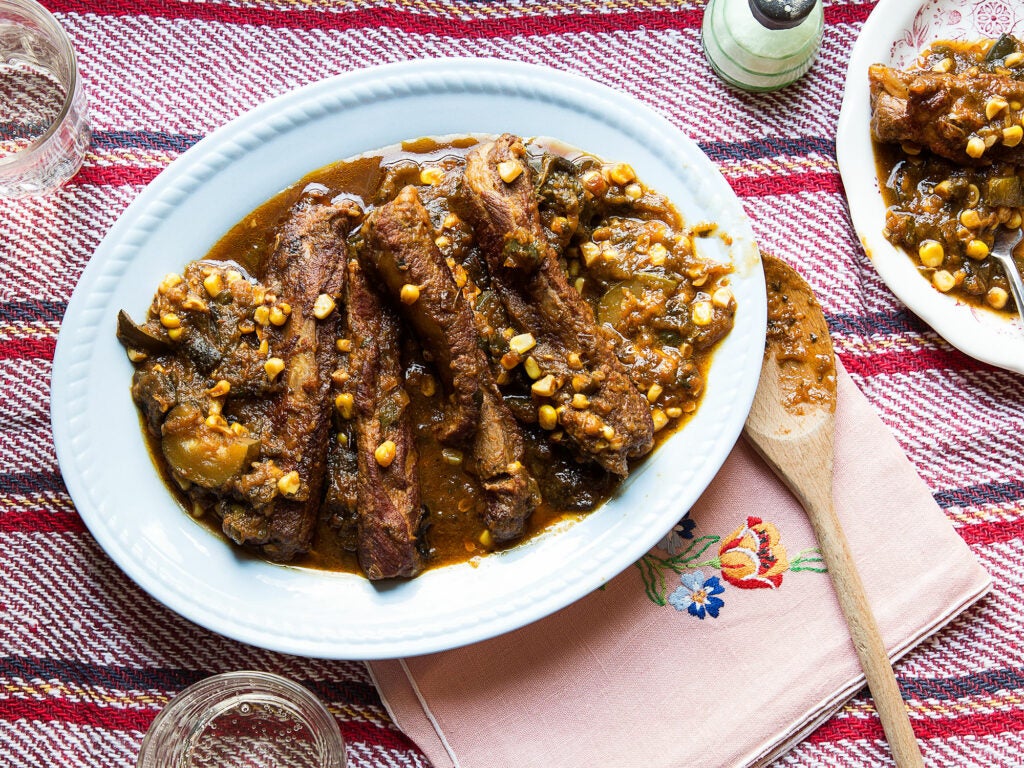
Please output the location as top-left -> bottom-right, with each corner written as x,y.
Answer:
221,192 -> 361,561
346,258 -> 424,579
460,134 -> 655,475
362,185 -> 541,542
869,63 -> 1024,165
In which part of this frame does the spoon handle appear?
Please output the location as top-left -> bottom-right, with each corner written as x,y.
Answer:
803,491 -> 925,768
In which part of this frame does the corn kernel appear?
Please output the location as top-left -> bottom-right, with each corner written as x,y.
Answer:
230,422 -> 248,436
1003,125 -> 1024,148
264,357 -> 285,380
441,448 -> 463,466
225,269 -> 243,284
478,530 -> 494,549
335,392 -> 354,419
254,305 -> 270,325
420,167 -> 444,185
665,406 -> 683,418
374,440 -> 397,467
400,284 -> 420,305
624,183 -> 643,200
1005,52 -> 1024,67
523,356 -> 542,379
538,404 -> 558,430
918,239 -> 945,267
269,306 -> 288,326
646,383 -> 663,403
566,351 -> 583,369
435,235 -> 451,250
959,209 -> 982,229
1008,212 -> 1023,229
691,300 -> 714,326
574,277 -> 586,294
581,241 -> 600,267
932,57 -> 953,73
258,339 -> 269,356
966,136 -> 986,159
313,293 -> 336,319
497,160 -> 523,183
986,97 -> 1009,120
601,424 -> 615,440
608,163 -> 636,185
336,338 -> 352,353
531,374 -> 557,397
159,273 -> 183,293
581,170 -> 608,196
205,413 -> 227,429
336,432 -> 348,446
966,239 -> 989,260
167,327 -> 184,341
571,393 -> 590,409
933,180 -> 952,198
203,273 -> 223,298
443,213 -> 459,228
712,287 -> 734,309
932,270 -> 956,292
651,408 -> 669,431
277,471 -> 301,496
509,333 -> 536,355
500,352 -> 521,371
571,374 -> 589,392
648,242 -> 668,266
987,286 -> 1010,309
160,312 -> 181,329
206,379 -> 230,397
126,349 -> 148,363
420,375 -> 437,397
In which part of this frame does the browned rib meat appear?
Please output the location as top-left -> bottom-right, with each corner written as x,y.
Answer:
362,185 -> 482,444
869,64 -> 1024,164
461,134 -> 655,475
362,185 -> 540,541
221,193 -> 361,561
347,259 -> 423,579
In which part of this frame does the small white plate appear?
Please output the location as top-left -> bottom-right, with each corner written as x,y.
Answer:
837,0 -> 1024,373
51,58 -> 765,659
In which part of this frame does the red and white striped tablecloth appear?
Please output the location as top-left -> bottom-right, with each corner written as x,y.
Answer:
2,1 -> 1022,765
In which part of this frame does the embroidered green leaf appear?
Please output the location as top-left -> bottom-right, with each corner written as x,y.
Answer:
636,555 -> 667,605
789,547 -> 827,573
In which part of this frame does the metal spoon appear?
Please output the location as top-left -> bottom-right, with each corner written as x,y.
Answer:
743,253 -> 925,768
990,226 -> 1024,320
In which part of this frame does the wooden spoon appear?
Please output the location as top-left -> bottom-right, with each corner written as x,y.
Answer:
743,253 -> 925,768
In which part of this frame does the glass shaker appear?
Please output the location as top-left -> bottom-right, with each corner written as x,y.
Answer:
702,0 -> 824,92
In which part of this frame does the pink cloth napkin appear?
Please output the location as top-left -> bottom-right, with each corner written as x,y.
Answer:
369,366 -> 991,767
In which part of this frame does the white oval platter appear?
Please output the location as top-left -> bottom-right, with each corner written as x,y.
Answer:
51,58 -> 765,659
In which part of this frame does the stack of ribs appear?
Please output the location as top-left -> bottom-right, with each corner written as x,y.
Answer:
124,134 -> 656,581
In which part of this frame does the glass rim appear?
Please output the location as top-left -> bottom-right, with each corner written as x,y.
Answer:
0,0 -> 83,172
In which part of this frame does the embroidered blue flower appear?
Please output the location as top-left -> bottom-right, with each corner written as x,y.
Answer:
668,571 -> 725,619
658,516 -> 697,555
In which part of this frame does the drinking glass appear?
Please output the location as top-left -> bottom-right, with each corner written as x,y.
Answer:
137,671 -> 347,768
0,0 -> 90,197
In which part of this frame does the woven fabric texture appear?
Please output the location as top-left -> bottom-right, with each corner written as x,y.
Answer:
2,1 -> 1022,766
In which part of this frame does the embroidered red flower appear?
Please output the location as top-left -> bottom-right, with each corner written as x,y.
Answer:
718,516 -> 790,589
